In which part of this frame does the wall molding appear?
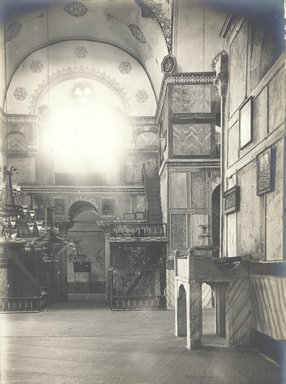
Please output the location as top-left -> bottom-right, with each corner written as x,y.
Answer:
20,185 -> 145,194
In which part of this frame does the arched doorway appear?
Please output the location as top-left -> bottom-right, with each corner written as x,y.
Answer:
67,202 -> 105,301
177,284 -> 187,337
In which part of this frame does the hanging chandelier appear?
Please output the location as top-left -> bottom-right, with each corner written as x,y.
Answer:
0,166 -> 73,259
0,166 -> 43,242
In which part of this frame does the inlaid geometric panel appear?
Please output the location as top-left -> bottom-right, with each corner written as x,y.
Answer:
135,195 -> 146,212
102,199 -> 115,216
191,172 -> 207,208
170,173 -> 187,208
171,84 -> 211,113
125,158 -> 143,184
54,198 -> 65,215
7,132 -> 27,151
173,124 -> 211,156
136,132 -> 158,148
171,214 -> 186,249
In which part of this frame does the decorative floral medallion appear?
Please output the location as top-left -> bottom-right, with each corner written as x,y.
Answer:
5,23 -> 22,41
128,24 -> 146,43
64,2 -> 88,17
75,45 -> 88,58
135,90 -> 148,103
30,60 -> 44,73
14,87 -> 27,101
119,61 -> 132,74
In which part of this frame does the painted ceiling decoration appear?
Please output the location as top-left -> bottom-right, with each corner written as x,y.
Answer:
14,87 -> 27,101
135,90 -> 149,103
118,62 -> 132,74
30,60 -> 44,73
141,0 -> 172,52
29,66 -> 131,114
64,2 -> 88,17
3,2 -> 169,107
6,40 -> 157,116
4,22 -> 22,41
75,46 -> 88,58
128,24 -> 146,43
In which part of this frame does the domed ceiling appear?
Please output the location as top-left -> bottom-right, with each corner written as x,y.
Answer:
6,41 -> 157,116
2,0 -> 171,117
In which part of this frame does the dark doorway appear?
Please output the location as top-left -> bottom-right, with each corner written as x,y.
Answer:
177,284 -> 187,336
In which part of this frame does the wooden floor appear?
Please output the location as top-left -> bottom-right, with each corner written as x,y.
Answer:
0,302 -> 280,384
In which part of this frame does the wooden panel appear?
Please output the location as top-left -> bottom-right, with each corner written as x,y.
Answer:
227,278 -> 251,346
173,123 -> 211,156
171,214 -> 187,249
191,214 -> 208,247
229,21 -> 248,115
170,172 -> 187,208
191,172 -> 206,208
237,161 -> 265,260
250,275 -> 286,340
160,171 -> 168,223
252,87 -> 268,142
266,139 -> 283,260
171,84 -> 211,113
0,268 -> 8,296
228,122 -> 239,166
166,269 -> 175,309
227,213 -> 237,257
269,68 -> 285,132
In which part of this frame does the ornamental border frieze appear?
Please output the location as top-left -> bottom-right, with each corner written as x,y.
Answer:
142,0 -> 172,52
170,113 -> 216,122
134,125 -> 158,137
29,66 -> 130,114
20,185 -> 145,194
5,114 -> 38,123
128,116 -> 157,126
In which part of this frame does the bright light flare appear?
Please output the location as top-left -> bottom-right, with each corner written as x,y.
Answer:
41,103 -> 126,174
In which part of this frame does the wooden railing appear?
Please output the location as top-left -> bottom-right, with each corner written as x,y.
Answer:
0,295 -> 51,312
111,295 -> 166,310
110,223 -> 167,238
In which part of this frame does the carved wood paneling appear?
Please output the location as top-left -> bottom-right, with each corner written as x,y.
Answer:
171,214 -> 186,249
191,172 -> 207,208
173,123 -> 211,156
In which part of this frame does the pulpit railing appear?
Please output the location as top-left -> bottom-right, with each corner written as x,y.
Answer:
110,223 -> 167,238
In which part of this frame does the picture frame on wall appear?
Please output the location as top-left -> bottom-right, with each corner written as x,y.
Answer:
239,97 -> 252,149
257,146 -> 275,195
223,186 -> 240,214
